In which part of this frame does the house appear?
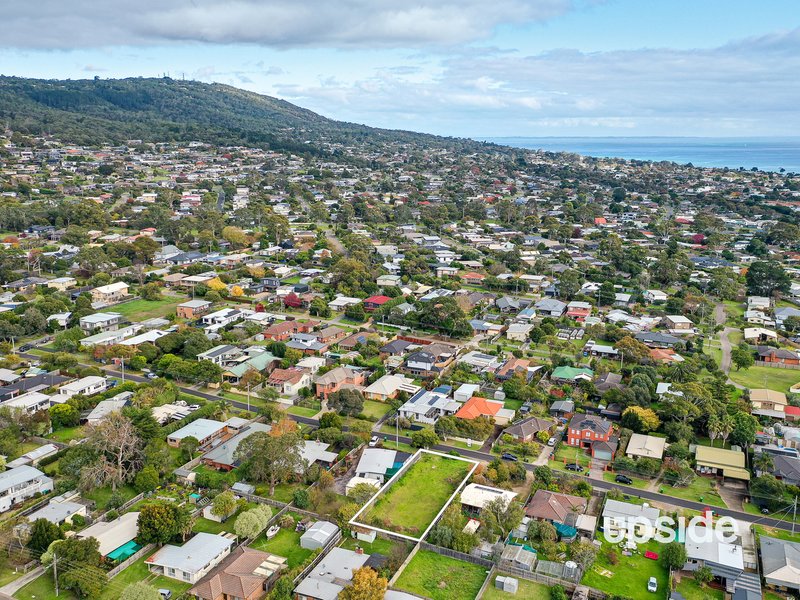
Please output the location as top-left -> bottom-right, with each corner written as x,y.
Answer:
756,346 -> 800,365
566,414 -> 613,456
223,351 -> 281,384
362,295 -> 391,311
566,301 -> 592,322
625,433 -> 666,460
314,325 -> 347,344
765,454 -> 800,485
402,343 -> 456,378
663,315 -> 694,333
535,298 -> 566,317
1,391 -> 52,414
506,323 -> 534,342
594,372 -> 625,395
267,368 -> 311,396
602,499 -> 660,538
201,423 -> 272,471
747,296 -> 772,311
167,418 -> 229,449
744,327 -> 778,343
328,295 -> 362,311
549,400 -> 575,418
46,276 -> 77,292
146,532 -> 234,584
502,417 -> 555,443
635,331 -> 681,348
379,339 -> 413,357
525,490 -> 587,526
551,366 -> 593,383
354,448 -> 411,483
0,466 -> 53,513
454,384 -> 480,403
460,483 -> 517,515
751,388 -> 788,419
78,512 -> 140,558
583,339 -> 618,359
299,441 -> 338,470
643,289 -> 668,303
683,538 -> 744,593
300,521 -> 339,550
314,366 -> 365,399
377,274 -> 402,287
188,546 -> 287,600
398,387 -> 460,425
363,374 -> 420,402
293,547 -> 370,600
177,299 -> 213,319
650,347 -> 685,363
26,493 -> 88,526
90,282 -> 129,305
79,312 -> 123,333
197,345 -> 241,366
761,535 -> 800,593
57,375 -> 107,398
85,394 -> 131,425
496,357 -> 537,382
459,351 -> 503,374
454,396 -> 515,426
695,446 -> 750,481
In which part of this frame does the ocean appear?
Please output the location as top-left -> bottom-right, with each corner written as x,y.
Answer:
479,137 -> 800,173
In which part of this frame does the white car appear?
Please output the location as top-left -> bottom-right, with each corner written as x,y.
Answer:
368,435 -> 380,447
547,437 -> 557,446
647,577 -> 658,593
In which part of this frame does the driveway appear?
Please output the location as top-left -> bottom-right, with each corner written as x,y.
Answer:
533,445 -> 553,466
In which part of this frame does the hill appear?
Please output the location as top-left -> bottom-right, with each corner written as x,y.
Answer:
0,76 -> 485,154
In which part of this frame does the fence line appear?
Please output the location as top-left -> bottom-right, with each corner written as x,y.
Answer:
292,530 -> 343,584
419,541 -> 494,568
497,566 -> 605,599
754,360 -> 800,370
107,543 -> 155,578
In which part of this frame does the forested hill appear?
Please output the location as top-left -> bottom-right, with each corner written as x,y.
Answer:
0,76 -> 486,154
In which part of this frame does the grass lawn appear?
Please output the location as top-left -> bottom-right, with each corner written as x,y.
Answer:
83,483 -> 138,511
728,364 -> 800,393
502,398 -> 525,411
100,552 -> 192,600
754,525 -> 800,542
550,444 -> 592,471
194,516 -> 235,535
48,425 -> 86,443
112,297 -> 182,320
360,453 -> 473,537
287,405 -> 319,417
14,570 -> 74,600
657,476 -> 727,508
481,575 -> 550,600
0,566 -> 23,588
675,577 -> 724,600
250,516 -> 313,567
361,399 -> 391,420
723,300 -> 745,318
394,550 -> 488,600
603,471 -> 650,490
340,534 -> 402,557
581,539 -> 668,599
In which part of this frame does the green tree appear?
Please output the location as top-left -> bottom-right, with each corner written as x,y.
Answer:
119,582 -> 163,600
235,429 -> 304,496
134,466 -> 160,493
211,491 -> 237,519
662,541 -> 688,570
410,429 -> 439,448
746,260 -> 791,296
27,518 -> 64,553
480,498 -> 523,539
328,388 -> 365,417
179,435 -> 199,462
731,344 -> 754,370
137,501 -> 190,544
694,566 -> 713,587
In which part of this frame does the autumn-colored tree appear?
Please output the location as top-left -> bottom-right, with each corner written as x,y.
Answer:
339,567 -> 387,600
230,285 -> 244,297
207,277 -> 227,292
621,406 -> 661,433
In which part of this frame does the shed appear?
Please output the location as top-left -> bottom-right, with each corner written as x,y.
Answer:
300,520 -> 339,550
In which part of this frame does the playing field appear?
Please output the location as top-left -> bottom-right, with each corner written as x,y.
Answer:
358,451 -> 474,538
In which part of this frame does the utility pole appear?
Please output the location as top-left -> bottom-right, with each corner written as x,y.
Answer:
794,496 -> 797,535
396,411 -> 399,450
53,552 -> 58,596
120,357 -> 125,383
247,382 -> 251,412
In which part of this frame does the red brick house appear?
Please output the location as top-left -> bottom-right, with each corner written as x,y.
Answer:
461,272 -> 486,285
566,414 -> 616,460
263,320 -> 317,341
314,366 -> 365,399
757,346 -> 800,365
566,301 -> 592,322
363,295 -> 391,311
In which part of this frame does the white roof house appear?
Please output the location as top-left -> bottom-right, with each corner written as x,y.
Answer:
298,441 -> 338,469
167,418 -> 228,448
363,374 -> 420,401
685,538 -> 744,571
57,376 -> 107,398
602,499 -> 660,537
145,532 -> 234,584
460,483 -> 518,511
625,434 -> 667,460
27,498 -> 87,525
78,511 -> 140,556
1,391 -> 51,414
294,547 -> 369,600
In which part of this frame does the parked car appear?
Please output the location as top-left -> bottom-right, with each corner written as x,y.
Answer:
547,437 -> 557,447
369,435 -> 380,447
19,343 -> 32,352
565,463 -> 584,472
615,475 -> 633,485
647,577 -> 658,593
158,590 -> 172,600
501,452 -> 519,462
146,373 -> 158,380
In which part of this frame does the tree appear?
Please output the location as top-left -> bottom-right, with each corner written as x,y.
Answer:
695,566 -> 713,587
751,474 -> 786,511
730,411 -> 758,448
61,565 -> 106,598
120,582 -> 163,600
81,412 -> 143,491
746,261 -> 790,296
753,450 -> 774,473
137,501 -> 190,544
235,430 -> 304,496
621,406 -> 660,433
309,297 -> 331,318
614,336 -> 651,364
410,429 -> 439,448
234,505 -> 273,539
139,282 -> 162,301
480,498 -> 524,539
345,302 -> 366,322
27,518 -> 64,553
339,566 -> 388,600
319,412 -> 343,429
134,466 -> 159,493
50,403 -> 80,428
211,491 -> 237,519
570,540 -> 599,571
731,345 -> 754,371
328,388 -> 365,417
348,482 -> 378,505
662,541 -> 688,570
179,436 -> 199,462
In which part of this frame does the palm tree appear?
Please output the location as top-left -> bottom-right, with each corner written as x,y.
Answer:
753,451 -> 774,474
706,415 -> 720,447
669,361 -> 693,383
719,415 -> 734,447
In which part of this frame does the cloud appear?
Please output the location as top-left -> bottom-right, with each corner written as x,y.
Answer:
81,64 -> 107,72
1,0 -> 576,49
272,27 -> 800,135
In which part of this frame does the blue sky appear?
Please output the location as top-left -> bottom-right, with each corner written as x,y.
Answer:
2,0 -> 799,137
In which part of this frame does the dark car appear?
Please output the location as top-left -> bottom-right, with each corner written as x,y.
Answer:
19,343 -> 32,352
615,475 -> 633,485
501,452 -> 519,462
565,463 -> 584,472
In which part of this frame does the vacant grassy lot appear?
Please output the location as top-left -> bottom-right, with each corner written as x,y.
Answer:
112,297 -> 182,320
657,476 -> 727,508
602,471 -> 650,490
361,452 -> 472,537
361,399 -> 391,420
582,539 -> 668,599
394,550 -> 488,600
675,577 -> 724,600
728,364 -> 800,393
481,575 -> 550,600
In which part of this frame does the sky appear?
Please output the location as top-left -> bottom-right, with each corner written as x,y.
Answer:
1,0 -> 799,138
